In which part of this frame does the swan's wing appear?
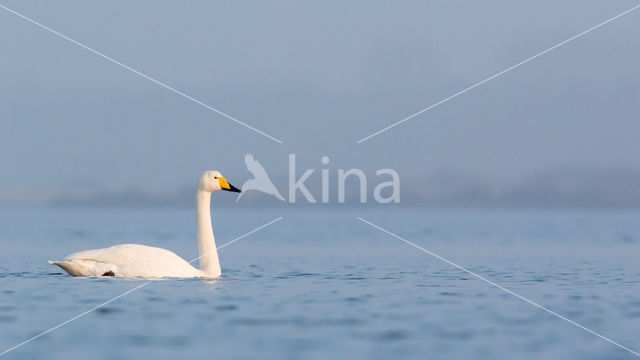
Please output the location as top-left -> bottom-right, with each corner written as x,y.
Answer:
65,244 -> 144,265
244,153 -> 270,181
60,244 -> 202,278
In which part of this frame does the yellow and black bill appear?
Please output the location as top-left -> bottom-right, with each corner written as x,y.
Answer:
218,177 -> 241,193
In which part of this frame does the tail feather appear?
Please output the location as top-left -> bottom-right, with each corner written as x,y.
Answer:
49,260 -> 113,277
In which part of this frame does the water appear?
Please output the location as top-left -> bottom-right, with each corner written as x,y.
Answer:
1,208 -> 640,359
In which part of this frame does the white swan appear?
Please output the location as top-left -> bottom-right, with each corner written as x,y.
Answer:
49,171 -> 241,278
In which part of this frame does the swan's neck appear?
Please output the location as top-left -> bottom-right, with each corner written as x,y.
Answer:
196,190 -> 221,277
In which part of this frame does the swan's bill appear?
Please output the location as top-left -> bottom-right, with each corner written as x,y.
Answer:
218,177 -> 241,193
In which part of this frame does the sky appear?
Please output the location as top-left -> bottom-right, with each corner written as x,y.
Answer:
1,1 -> 639,206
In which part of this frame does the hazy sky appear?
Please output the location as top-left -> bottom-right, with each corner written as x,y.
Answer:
1,1 -> 639,196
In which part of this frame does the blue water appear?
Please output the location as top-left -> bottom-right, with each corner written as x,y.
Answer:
1,208 -> 640,359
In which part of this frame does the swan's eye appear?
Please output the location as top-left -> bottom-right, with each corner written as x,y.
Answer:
214,176 -> 217,179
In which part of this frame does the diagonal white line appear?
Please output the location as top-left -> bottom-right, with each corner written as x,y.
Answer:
357,4 -> 640,144
0,3 -> 283,144
0,217 -> 283,358
357,216 -> 640,358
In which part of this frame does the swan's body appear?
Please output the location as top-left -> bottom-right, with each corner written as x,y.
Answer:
50,171 -> 241,278
236,153 -> 284,202
50,244 -> 206,277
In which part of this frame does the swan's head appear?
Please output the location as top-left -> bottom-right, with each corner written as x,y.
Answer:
198,170 -> 241,193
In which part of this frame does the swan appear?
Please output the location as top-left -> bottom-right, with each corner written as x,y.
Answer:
49,171 -> 241,278
236,153 -> 284,202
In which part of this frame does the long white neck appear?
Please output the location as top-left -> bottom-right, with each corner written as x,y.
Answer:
196,189 -> 221,277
